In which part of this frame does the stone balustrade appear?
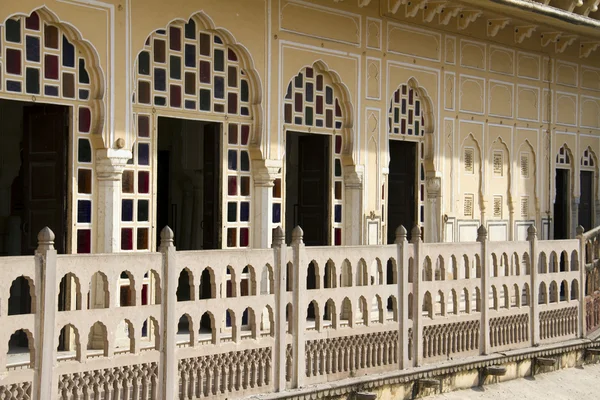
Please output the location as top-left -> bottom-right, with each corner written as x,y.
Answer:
0,224 -> 589,399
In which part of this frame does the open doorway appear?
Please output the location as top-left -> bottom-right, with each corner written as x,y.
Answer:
554,168 -> 570,239
579,171 -> 594,232
0,99 -> 69,255
285,132 -> 330,246
156,117 -> 221,250
387,140 -> 416,244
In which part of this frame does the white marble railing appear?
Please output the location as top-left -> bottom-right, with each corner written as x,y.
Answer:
0,224 -> 589,400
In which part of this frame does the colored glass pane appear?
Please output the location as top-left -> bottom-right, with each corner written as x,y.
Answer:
273,204 -> 281,223
169,56 -> 181,79
122,200 -> 134,222
78,169 -> 92,194
79,59 -> 90,83
62,35 -> 75,67
228,48 -> 238,62
228,124 -> 238,144
228,150 -> 237,170
240,228 -> 249,247
227,202 -> 237,222
240,151 -> 250,171
184,44 -> 196,68
214,49 -> 224,71
170,84 -> 182,108
78,200 -> 92,223
138,115 -> 150,137
241,80 -> 249,102
153,39 -> 166,63
241,177 -> 250,196
137,228 -> 149,250
44,54 -> 59,79
138,171 -> 150,193
228,66 -> 238,87
334,205 -> 342,223
6,49 -> 22,75
199,89 -> 211,111
185,20 -> 196,39
241,125 -> 250,145
77,230 -> 91,254
63,72 -> 75,98
25,36 -> 40,62
138,143 -> 150,165
44,25 -> 59,48
228,92 -> 237,114
169,26 -> 181,51
6,19 -> 21,43
122,170 -> 134,193
138,200 -> 149,221
121,228 -> 134,250
227,228 -> 237,247
78,139 -> 92,162
138,81 -> 151,104
79,108 -> 91,133
228,176 -> 237,195
240,202 -> 250,222
214,76 -> 224,98
199,60 -> 211,83
139,51 -> 150,75
44,85 -> 58,96
154,68 -> 166,91
25,12 -> 40,31
25,68 -> 40,94
199,33 -> 211,56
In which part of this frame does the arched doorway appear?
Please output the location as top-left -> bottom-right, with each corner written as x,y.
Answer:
132,13 -> 261,250
554,145 -> 573,239
0,9 -> 102,255
579,147 -> 597,232
282,65 -> 350,246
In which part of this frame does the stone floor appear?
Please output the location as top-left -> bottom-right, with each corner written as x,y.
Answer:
430,363 -> 600,399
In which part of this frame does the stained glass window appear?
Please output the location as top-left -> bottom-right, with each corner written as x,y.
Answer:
388,84 -> 426,230
556,145 -> 571,166
581,147 -> 595,168
0,12 -> 96,254
283,67 -> 345,245
133,18 -> 254,249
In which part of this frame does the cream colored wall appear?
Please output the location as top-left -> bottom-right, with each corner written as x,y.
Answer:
1,0 -> 600,249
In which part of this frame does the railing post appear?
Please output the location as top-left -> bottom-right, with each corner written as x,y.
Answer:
159,227 -> 177,399
272,227 -> 287,391
291,226 -> 306,388
528,225 -> 540,346
395,226 -> 409,369
477,225 -> 490,355
577,225 -> 586,337
411,226 -> 423,367
36,228 -> 57,400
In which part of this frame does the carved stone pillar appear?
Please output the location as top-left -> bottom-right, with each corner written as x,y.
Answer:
425,176 -> 441,243
253,159 -> 281,248
595,200 -> 600,228
96,148 -> 131,253
572,197 -> 580,239
343,165 -> 364,246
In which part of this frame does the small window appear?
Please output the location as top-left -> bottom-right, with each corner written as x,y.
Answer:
464,194 -> 474,218
464,148 -> 474,174
493,151 -> 503,177
521,196 -> 529,219
493,196 -> 502,218
520,153 -> 529,179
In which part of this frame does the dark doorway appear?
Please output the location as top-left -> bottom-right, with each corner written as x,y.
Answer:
157,118 -> 221,250
580,171 -> 594,232
554,168 -> 570,239
0,100 -> 68,255
387,140 -> 416,244
285,132 -> 330,246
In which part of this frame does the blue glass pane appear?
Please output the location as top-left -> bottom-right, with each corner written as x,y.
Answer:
185,20 -> 196,39
335,121 -> 342,129
214,49 -> 224,71
214,35 -> 223,44
306,82 -> 314,102
305,107 -> 313,126
334,205 -> 342,223
228,150 -> 237,170
295,73 -> 303,88
25,68 -> 40,94
326,86 -> 333,105
138,143 -> 150,165
77,200 -> 92,223
154,96 -> 166,106
122,199 -> 134,222
62,35 -> 75,67
240,202 -> 250,222
44,85 -> 58,96
199,89 -> 211,111
185,100 -> 196,109
240,151 -> 250,171
138,51 -> 150,75
316,119 -> 323,127
294,117 -> 302,125
25,36 -> 40,62
241,80 -> 249,102
214,76 -> 224,99
79,59 -> 90,84
79,89 -> 89,100
227,202 -> 237,222
272,204 -> 281,223
184,44 -> 196,68
154,68 -> 166,91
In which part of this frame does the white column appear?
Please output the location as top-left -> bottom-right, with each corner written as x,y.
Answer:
396,226 -> 409,369
425,176 -> 441,243
344,165 -> 364,246
528,225 -> 540,346
571,197 -> 580,239
291,226 -> 306,387
159,227 -> 177,399
478,225 -> 490,355
272,227 -> 287,391
253,159 -> 280,248
412,226 -> 423,367
96,148 -> 132,253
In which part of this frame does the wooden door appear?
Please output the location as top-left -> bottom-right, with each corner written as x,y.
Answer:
387,140 -> 416,244
554,168 -> 570,239
22,105 -> 68,254
580,171 -> 594,232
202,123 -> 220,250
297,134 -> 329,246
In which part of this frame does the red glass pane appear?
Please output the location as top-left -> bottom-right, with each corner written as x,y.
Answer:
6,49 -> 22,75
316,96 -> 323,115
77,230 -> 91,254
228,176 -> 237,196
169,26 -> 181,51
44,54 -> 59,79
395,89 -> 400,103
138,171 -> 150,193
335,136 -> 342,154
138,115 -> 150,137
240,228 -> 249,247
316,75 -> 323,91
228,92 -> 238,114
26,12 -> 40,31
78,107 -> 91,133
227,228 -> 237,247
200,61 -> 211,83
306,67 -> 314,78
170,84 -> 182,108
294,93 -> 303,113
228,123 -> 238,144
228,48 -> 238,62
335,99 -> 342,117
241,125 -> 250,145
121,228 -> 133,250
335,228 -> 342,246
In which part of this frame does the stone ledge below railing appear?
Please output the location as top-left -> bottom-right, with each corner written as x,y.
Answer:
246,338 -> 600,400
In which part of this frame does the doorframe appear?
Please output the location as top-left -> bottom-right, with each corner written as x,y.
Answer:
580,165 -> 597,230
553,166 -> 571,240
152,115 -> 224,249
283,130 -> 333,245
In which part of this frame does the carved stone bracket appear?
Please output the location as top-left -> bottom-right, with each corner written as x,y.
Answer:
439,5 -> 462,25
423,1 -> 448,22
541,32 -> 562,48
252,159 -> 281,187
426,177 -> 441,198
514,25 -> 537,44
457,10 -> 483,30
556,35 -> 578,53
344,165 -> 364,189
96,148 -> 132,181
487,18 -> 511,37
580,41 -> 600,58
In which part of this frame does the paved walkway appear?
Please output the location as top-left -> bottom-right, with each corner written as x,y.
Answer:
430,363 -> 600,399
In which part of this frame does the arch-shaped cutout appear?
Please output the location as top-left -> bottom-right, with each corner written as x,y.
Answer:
86,322 -> 108,357
143,270 -> 161,305
422,256 -> 432,281
422,291 -> 433,318
357,259 -> 368,286
241,265 -> 256,296
114,319 -> 134,354
199,267 -> 215,299
324,298 -> 337,329
260,306 -> 274,337
140,316 -> 160,350
8,276 -> 35,315
199,311 -> 216,343
339,297 -> 352,327
118,271 -> 136,307
177,314 -> 193,345
224,266 -> 237,298
7,329 -> 34,369
240,307 -> 256,338
386,258 -> 397,284
571,279 -> 579,300
340,259 -> 353,287
88,271 -> 109,309
260,265 -> 274,295
223,309 -> 236,341
58,273 -> 82,311
538,282 -> 547,304
57,324 -> 80,361
306,300 -> 320,331
176,268 -> 194,302
324,260 -> 336,289
307,261 -> 320,290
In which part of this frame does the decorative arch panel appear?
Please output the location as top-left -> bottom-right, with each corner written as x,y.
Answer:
0,10 -> 100,254
131,17 -> 257,250
282,66 -> 344,245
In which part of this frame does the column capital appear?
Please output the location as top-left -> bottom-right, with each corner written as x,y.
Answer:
96,148 -> 133,180
343,165 -> 364,188
253,159 -> 282,187
425,176 -> 441,198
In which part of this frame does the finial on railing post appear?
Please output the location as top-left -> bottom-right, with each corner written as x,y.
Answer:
36,227 -> 55,253
159,226 -> 175,251
291,226 -> 304,245
527,225 -> 537,241
476,225 -> 488,242
395,225 -> 407,244
410,225 -> 421,244
576,225 -> 585,237
272,226 -> 285,248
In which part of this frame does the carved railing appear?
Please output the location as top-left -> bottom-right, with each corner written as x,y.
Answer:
578,225 -> 600,335
0,224 -> 585,400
